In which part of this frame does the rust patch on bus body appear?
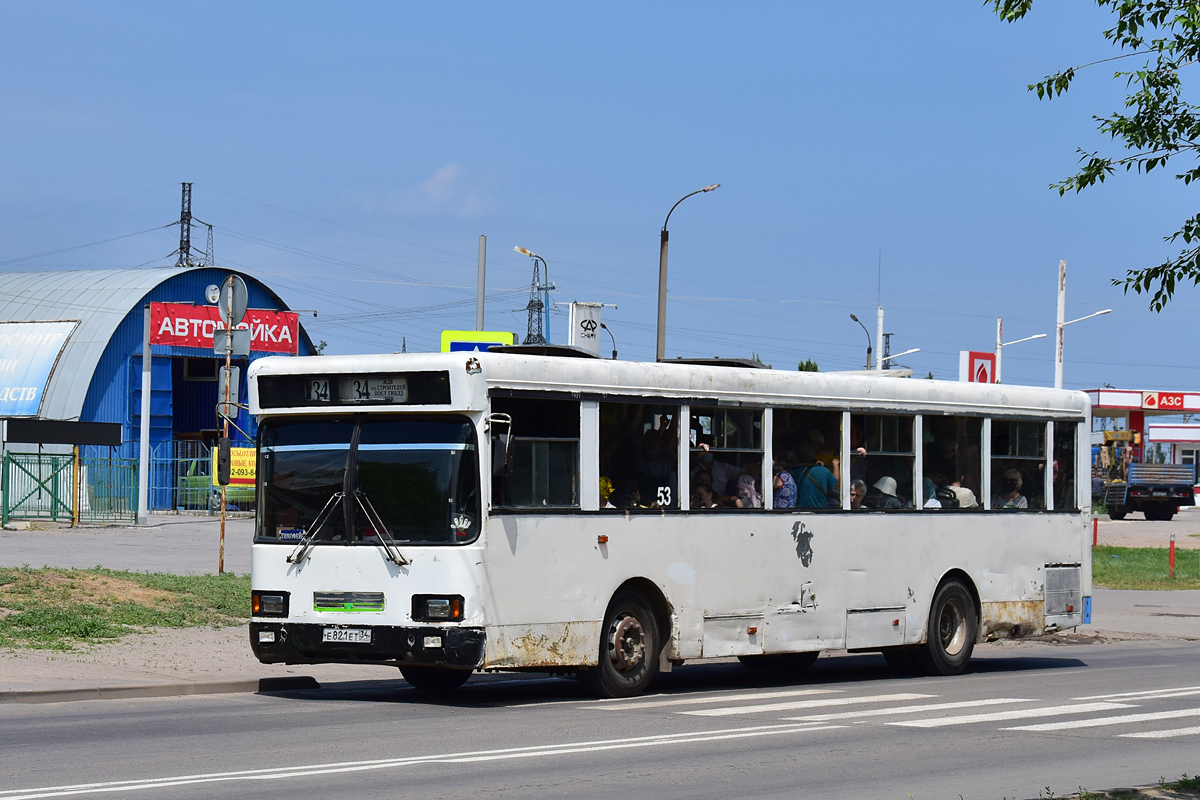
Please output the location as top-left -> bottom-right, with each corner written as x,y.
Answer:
483,621 -> 601,668
980,600 -> 1045,640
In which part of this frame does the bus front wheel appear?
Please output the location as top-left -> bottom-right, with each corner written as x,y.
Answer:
580,589 -> 659,698
399,666 -> 471,693
914,580 -> 977,676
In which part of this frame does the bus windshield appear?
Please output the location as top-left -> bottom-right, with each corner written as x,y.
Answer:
257,415 -> 480,546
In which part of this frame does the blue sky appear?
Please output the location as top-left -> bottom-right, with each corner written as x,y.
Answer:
1,1 -> 1195,390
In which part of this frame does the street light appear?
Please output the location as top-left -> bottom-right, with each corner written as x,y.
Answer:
1055,308 -> 1111,389
880,348 -> 920,367
849,313 -> 873,370
656,184 -> 720,361
514,246 -> 553,343
995,317 -> 1047,384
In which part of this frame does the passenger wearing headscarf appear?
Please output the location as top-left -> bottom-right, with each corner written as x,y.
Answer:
735,474 -> 762,508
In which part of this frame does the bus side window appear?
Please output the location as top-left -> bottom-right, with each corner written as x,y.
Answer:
990,420 -> 1045,510
490,397 -> 580,509
851,414 -> 915,509
600,401 -> 679,510
921,415 -> 982,509
690,407 -> 764,509
1053,422 -> 1078,511
772,408 -> 841,510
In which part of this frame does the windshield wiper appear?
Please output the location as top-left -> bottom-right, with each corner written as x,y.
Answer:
353,490 -> 411,567
287,492 -> 344,565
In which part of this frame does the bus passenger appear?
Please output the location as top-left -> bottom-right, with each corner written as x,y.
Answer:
735,474 -> 762,508
992,469 -> 1027,509
773,467 -> 797,508
864,476 -> 903,509
693,482 -> 719,509
613,479 -> 647,509
849,480 -> 867,509
692,443 -> 742,494
599,477 -> 615,509
790,444 -> 838,509
922,477 -> 942,509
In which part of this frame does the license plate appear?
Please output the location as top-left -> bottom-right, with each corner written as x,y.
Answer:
322,627 -> 372,644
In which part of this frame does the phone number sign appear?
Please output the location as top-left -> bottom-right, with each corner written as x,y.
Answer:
211,447 -> 256,487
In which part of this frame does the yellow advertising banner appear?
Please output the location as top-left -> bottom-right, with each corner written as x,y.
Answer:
212,447 -> 256,487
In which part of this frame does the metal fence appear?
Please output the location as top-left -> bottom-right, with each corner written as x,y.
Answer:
150,440 -> 256,515
2,451 -> 138,525
2,441 -> 254,524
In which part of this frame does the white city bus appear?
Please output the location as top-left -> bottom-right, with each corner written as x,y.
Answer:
247,348 -> 1091,697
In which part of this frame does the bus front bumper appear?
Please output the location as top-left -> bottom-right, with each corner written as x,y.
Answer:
249,621 -> 485,668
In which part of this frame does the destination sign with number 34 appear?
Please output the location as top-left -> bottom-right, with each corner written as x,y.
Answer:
305,375 -> 409,404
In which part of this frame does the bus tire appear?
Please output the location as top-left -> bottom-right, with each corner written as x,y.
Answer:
738,652 -> 819,672
580,589 -> 659,698
1108,506 -> 1127,521
399,666 -> 471,693
914,580 -> 977,676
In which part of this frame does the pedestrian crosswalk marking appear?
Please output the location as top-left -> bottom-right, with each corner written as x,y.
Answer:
1003,707 -> 1200,732
888,702 -> 1133,728
594,688 -> 842,711
682,692 -> 935,717
1120,725 -> 1200,739
780,697 -> 1031,723
1074,685 -> 1200,701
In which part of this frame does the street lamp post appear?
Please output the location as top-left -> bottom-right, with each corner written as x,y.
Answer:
1055,308 -> 1111,389
995,317 -> 1047,384
1054,258 -> 1111,390
656,184 -> 720,361
880,348 -> 920,368
514,246 -> 554,343
849,313 -> 873,370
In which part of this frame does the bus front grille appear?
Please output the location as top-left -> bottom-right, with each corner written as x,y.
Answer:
314,591 -> 386,612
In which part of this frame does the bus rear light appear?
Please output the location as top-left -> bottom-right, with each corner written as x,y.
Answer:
413,595 -> 464,622
252,591 -> 289,617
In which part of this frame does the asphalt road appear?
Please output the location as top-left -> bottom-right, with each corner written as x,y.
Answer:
2,641 -> 1198,800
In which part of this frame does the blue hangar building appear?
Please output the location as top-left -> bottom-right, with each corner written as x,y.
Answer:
0,265 -> 315,463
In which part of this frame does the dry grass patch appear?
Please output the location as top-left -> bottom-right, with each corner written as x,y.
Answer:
0,566 -> 249,650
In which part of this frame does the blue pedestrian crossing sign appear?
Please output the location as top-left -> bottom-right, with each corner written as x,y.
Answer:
440,330 -> 516,353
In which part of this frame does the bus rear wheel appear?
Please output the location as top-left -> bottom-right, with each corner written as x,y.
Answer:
914,580 -> 977,676
399,666 -> 471,693
579,589 -> 659,698
738,652 -> 819,672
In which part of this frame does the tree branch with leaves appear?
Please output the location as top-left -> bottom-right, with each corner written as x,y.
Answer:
990,0 -> 1200,310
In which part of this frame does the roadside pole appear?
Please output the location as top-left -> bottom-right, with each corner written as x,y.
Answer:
219,279 -> 232,576
137,306 -> 151,525
1170,531 -> 1176,579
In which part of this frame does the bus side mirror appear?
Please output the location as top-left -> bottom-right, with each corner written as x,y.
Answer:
217,437 -> 231,486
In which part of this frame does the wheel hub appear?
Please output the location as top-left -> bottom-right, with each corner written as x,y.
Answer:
938,597 -> 968,656
608,613 -> 646,673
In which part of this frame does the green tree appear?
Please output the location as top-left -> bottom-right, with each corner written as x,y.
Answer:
797,358 -> 820,372
990,1 -> 1200,310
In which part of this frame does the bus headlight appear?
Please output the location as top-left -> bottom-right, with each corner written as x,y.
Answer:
252,591 -> 290,617
412,595 -> 463,622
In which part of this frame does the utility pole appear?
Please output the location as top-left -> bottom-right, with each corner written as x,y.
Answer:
476,235 -> 486,330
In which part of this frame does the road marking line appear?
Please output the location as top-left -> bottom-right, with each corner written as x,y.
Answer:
682,692 -> 935,717
593,687 -> 842,711
1120,725 -> 1200,739
1074,685 -> 1200,700
780,697 -> 1032,722
0,722 -> 844,800
888,702 -> 1134,728
1004,707 -> 1200,732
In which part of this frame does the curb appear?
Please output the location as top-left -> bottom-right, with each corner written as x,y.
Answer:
0,676 -> 320,705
